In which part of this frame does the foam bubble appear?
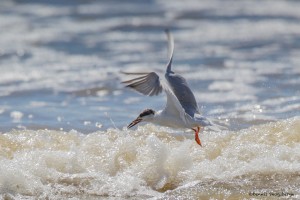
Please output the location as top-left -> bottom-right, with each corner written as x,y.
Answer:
10,111 -> 23,122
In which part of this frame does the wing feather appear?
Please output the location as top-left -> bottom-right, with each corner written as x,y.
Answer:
122,72 -> 163,96
164,30 -> 200,117
165,73 -> 200,117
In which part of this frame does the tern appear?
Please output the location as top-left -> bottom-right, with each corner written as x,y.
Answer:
122,30 -> 215,146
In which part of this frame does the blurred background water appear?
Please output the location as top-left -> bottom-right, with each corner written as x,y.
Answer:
0,0 -> 300,199
1,0 -> 299,133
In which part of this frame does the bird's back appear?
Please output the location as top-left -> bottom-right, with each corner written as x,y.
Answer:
165,71 -> 200,117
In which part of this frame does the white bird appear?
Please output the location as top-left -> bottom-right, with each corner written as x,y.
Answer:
122,30 -> 215,146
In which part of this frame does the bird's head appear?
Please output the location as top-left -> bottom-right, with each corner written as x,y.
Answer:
127,109 -> 155,129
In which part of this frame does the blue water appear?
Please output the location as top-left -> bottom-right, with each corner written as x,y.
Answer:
0,0 -> 299,133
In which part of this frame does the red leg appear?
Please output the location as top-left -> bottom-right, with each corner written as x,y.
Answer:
192,126 -> 202,146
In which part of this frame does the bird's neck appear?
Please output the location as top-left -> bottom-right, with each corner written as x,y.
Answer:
152,110 -> 163,124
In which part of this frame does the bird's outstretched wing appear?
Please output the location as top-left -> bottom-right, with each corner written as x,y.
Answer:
121,72 -> 163,96
120,30 -> 171,97
164,30 -> 200,117
165,29 -> 174,73
165,73 -> 200,117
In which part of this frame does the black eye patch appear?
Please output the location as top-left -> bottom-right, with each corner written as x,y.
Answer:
139,109 -> 155,117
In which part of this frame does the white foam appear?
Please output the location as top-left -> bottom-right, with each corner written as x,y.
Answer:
0,118 -> 299,198
10,111 -> 23,122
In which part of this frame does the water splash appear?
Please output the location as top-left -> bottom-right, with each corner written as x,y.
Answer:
0,118 -> 299,198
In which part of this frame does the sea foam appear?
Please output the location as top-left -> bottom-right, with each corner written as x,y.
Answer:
0,117 -> 299,199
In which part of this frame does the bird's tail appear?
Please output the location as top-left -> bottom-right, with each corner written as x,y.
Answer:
194,114 -> 227,132
208,119 -> 228,132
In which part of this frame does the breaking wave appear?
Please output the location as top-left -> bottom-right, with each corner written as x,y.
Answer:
0,117 -> 299,199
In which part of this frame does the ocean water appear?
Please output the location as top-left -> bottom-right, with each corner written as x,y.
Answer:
0,0 -> 300,199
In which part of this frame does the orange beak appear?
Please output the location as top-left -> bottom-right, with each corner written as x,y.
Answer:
127,117 -> 142,129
